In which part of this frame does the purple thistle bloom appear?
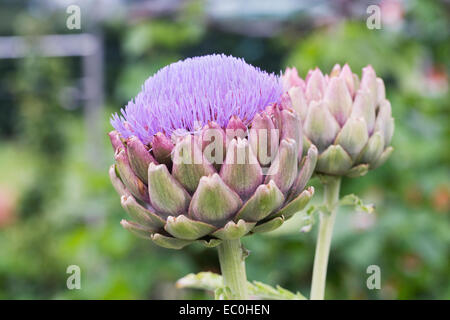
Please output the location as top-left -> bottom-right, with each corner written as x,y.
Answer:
108,54 -> 318,255
111,54 -> 282,144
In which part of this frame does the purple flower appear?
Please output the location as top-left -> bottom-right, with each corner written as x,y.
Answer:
111,54 -> 282,144
108,54 -> 319,251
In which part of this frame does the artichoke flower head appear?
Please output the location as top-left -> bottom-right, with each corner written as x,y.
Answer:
109,54 -> 317,249
283,64 -> 394,178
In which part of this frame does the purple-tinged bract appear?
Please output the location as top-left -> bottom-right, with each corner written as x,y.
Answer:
111,54 -> 282,144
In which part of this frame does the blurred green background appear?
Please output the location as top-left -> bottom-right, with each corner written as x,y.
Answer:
0,0 -> 448,299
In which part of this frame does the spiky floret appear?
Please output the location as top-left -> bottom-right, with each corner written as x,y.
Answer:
111,54 -> 282,144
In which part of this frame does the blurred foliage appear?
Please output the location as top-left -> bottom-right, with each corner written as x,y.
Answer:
0,0 -> 448,300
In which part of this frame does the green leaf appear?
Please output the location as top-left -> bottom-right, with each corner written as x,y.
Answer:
176,272 -> 223,291
251,281 -> 306,300
176,272 -> 306,300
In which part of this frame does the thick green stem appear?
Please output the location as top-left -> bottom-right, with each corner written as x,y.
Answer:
217,239 -> 248,300
310,176 -> 341,300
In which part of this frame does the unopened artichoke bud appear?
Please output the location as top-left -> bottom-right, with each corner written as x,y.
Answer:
283,64 -> 394,178
108,55 -> 317,249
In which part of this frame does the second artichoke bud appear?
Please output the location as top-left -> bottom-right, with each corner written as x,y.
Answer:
283,64 -> 394,177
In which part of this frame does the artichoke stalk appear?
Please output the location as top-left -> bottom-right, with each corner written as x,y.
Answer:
108,55 -> 318,299
283,64 -> 394,299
